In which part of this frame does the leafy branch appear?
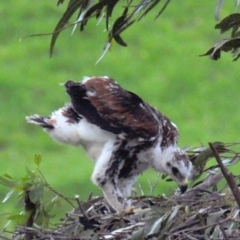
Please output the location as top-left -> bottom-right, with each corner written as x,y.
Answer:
201,9 -> 240,61
0,154 -> 75,233
50,0 -> 171,57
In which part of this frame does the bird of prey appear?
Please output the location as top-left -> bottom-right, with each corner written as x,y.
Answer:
26,76 -> 192,213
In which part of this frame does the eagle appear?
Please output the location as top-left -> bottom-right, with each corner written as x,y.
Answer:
26,76 -> 192,213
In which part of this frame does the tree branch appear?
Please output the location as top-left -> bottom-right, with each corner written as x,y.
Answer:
209,142 -> 240,208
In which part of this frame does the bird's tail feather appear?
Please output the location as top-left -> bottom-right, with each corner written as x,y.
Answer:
26,115 -> 54,129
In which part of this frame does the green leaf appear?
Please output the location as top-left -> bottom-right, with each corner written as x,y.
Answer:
48,0 -> 170,59
34,154 -> 42,167
44,201 -> 55,214
215,0 -> 225,20
131,228 -> 145,240
25,167 -> 37,180
50,0 -> 84,57
2,189 -> 15,203
29,182 -> 44,203
7,212 -> 31,225
215,13 -> 240,36
145,215 -> 167,236
3,173 -> 13,179
0,176 -> 16,188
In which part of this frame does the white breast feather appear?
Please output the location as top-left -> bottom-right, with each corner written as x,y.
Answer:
45,108 -> 116,161
45,109 -> 81,146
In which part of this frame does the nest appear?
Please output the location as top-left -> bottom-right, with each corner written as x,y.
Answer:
7,143 -> 240,239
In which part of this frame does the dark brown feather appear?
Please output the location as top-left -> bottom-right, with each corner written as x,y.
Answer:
65,77 -> 179,147
66,77 -> 160,139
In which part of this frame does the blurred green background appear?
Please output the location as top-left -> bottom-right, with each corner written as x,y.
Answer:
1,0 -> 239,229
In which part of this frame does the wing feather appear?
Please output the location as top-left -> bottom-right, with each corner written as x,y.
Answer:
65,77 -> 160,139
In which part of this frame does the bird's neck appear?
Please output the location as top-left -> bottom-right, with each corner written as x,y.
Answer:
152,145 -> 178,173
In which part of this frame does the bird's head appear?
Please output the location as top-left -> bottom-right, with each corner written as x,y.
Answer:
155,147 -> 192,193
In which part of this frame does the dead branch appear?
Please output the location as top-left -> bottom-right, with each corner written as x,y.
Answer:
209,142 -> 240,208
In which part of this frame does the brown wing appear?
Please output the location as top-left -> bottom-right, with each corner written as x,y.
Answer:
65,77 -> 160,139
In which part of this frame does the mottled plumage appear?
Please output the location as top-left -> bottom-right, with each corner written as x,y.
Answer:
26,76 -> 192,212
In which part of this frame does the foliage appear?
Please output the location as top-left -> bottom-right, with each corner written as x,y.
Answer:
0,155 -> 75,238
26,0 -> 240,61
1,142 -> 240,239
201,13 -> 240,61
49,0 -> 171,59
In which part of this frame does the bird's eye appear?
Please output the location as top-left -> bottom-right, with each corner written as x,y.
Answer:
172,167 -> 179,176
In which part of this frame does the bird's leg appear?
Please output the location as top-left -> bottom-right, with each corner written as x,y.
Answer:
101,182 -> 128,213
117,175 -> 138,207
92,170 -> 127,212
91,158 -> 127,212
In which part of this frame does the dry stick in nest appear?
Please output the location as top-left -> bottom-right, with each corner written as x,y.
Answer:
209,142 -> 240,208
75,196 -> 89,220
219,223 -> 230,240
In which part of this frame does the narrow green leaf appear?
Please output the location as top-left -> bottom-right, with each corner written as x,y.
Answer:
50,0 -> 84,57
34,154 -> 42,167
215,0 -> 225,20
44,201 -> 55,213
131,228 -> 145,240
25,167 -> 37,180
145,216 -> 166,236
0,176 -> 16,188
3,173 -> 13,179
7,212 -> 31,225
2,189 -> 15,203
29,182 -> 44,203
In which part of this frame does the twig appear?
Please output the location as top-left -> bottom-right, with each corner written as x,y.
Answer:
44,182 -> 76,208
38,169 -> 76,208
137,182 -> 144,196
219,223 -> 230,240
209,142 -> 240,208
181,232 -> 199,240
75,196 -> 89,220
149,173 -> 161,195
168,217 -> 230,236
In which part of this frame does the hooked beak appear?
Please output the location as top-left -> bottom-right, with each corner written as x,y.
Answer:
178,179 -> 188,194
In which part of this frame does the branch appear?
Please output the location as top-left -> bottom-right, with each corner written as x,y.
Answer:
209,142 -> 240,208
75,196 -> 89,220
38,169 -> 76,208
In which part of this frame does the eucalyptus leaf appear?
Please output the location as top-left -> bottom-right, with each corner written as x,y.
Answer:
2,189 -> 14,203
25,167 -> 37,180
3,173 -> 13,179
131,228 -> 144,240
44,201 -> 55,214
167,206 -> 180,224
7,212 -> 31,225
34,154 -> 42,167
206,209 -> 228,226
29,182 -> 44,203
145,215 -> 167,236
47,0 -> 171,57
215,0 -> 225,20
0,176 -> 16,188
215,13 -> 240,36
